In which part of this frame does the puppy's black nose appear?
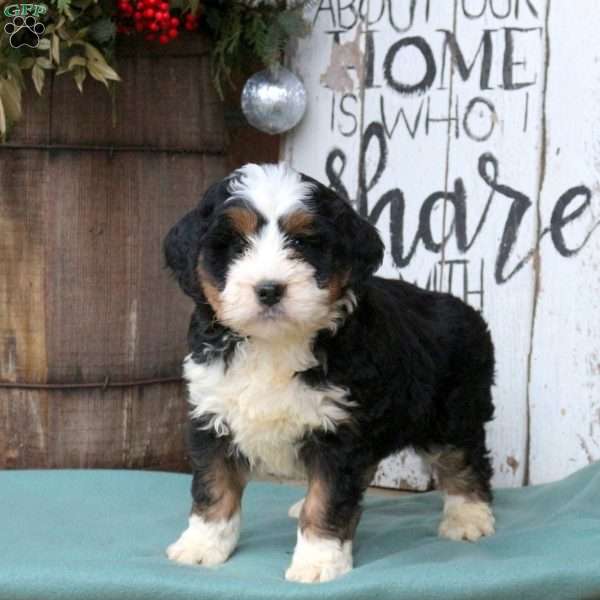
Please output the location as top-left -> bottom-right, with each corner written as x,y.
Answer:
256,281 -> 285,307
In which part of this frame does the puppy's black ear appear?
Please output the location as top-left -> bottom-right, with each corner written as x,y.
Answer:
303,175 -> 384,285
335,199 -> 384,284
164,179 -> 228,300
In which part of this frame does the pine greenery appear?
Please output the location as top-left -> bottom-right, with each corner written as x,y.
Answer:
204,0 -> 315,96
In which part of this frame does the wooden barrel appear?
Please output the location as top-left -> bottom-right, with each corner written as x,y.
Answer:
0,34 -> 228,470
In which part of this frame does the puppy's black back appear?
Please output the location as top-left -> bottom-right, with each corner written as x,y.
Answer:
308,276 -> 495,461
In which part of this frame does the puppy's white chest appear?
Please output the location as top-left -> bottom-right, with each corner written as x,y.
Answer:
184,338 -> 350,478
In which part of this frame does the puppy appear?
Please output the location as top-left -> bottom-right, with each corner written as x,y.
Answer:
164,163 -> 495,583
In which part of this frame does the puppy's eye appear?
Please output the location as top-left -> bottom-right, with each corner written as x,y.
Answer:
229,235 -> 247,258
290,234 -> 318,250
290,237 -> 306,249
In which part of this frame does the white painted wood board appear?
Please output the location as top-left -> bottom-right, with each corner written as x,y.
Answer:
527,0 -> 600,484
284,0 -> 600,489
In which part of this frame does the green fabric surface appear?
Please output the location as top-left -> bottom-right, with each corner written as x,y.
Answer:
1,463 -> 599,600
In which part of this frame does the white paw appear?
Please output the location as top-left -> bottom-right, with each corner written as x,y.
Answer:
285,529 -> 352,583
439,496 -> 495,542
166,536 -> 230,566
288,498 -> 305,519
166,512 -> 240,566
285,559 -> 352,583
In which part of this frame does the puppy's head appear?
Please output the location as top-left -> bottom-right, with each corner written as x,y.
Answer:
165,163 -> 383,339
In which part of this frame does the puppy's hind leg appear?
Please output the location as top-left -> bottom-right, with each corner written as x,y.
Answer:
425,439 -> 495,542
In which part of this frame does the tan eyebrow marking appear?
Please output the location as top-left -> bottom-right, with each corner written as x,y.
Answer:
280,210 -> 315,236
225,206 -> 259,236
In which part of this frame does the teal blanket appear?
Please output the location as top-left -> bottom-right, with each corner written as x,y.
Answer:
1,464 -> 600,600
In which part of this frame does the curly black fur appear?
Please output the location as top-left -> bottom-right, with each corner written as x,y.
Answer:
164,165 -> 496,544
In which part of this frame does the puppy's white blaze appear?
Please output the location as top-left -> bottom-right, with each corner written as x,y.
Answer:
166,512 -> 240,566
439,494 -> 495,542
285,528 -> 353,583
228,163 -> 314,219
220,220 -> 331,338
184,336 -> 354,478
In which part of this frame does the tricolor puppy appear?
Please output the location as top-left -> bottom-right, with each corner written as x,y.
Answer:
164,163 -> 496,583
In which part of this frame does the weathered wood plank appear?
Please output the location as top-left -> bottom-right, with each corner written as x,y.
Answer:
528,0 -> 600,484
1,390 -> 49,469
0,148 -> 206,470
0,150 -> 49,383
441,0 -> 548,487
283,6 -> 364,203
0,383 -> 187,471
42,151 -> 211,382
360,1 -> 457,491
50,34 -> 225,152
6,83 -> 51,146
0,34 -> 230,471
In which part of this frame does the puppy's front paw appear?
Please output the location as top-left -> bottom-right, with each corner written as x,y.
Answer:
166,536 -> 230,566
285,530 -> 352,583
285,558 -> 352,583
166,513 -> 240,566
166,535 -> 233,566
439,496 -> 495,542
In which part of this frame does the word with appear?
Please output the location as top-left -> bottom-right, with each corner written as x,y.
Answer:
415,258 -> 485,310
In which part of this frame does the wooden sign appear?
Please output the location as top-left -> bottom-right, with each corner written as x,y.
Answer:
284,0 -> 600,488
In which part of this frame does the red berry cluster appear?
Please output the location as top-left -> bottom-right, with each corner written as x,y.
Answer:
116,0 -> 199,45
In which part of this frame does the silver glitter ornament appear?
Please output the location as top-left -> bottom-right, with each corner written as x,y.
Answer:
241,67 -> 307,135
